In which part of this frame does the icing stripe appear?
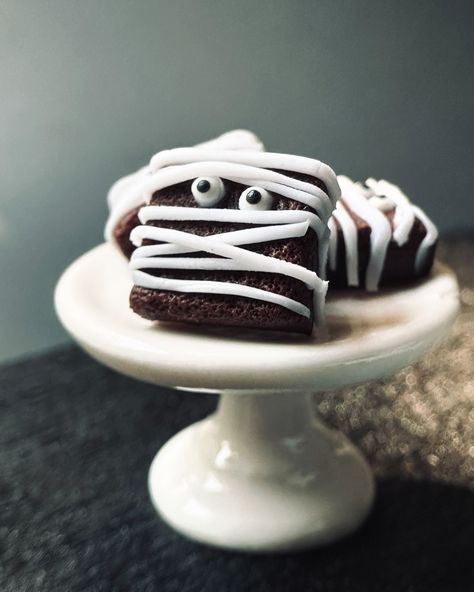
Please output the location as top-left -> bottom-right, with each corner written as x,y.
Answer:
332,202 -> 359,287
130,225 -> 322,290
365,178 -> 415,246
104,170 -> 150,241
138,206 -> 325,239
104,130 -> 265,241
331,175 -> 437,290
130,208 -> 329,322
136,205 -> 328,282
149,149 -> 340,205
412,205 -> 439,274
132,270 -> 312,318
132,220 -> 311,256
142,161 -> 334,219
335,176 -> 392,291
107,165 -> 148,210
109,135 -> 340,326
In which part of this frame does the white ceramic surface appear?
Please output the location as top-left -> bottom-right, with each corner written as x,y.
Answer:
149,391 -> 374,551
55,243 -> 459,551
55,244 -> 459,392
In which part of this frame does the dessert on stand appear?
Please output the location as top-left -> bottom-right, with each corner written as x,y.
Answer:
55,130 -> 458,551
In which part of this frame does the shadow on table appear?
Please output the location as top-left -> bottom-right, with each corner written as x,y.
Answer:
136,479 -> 473,592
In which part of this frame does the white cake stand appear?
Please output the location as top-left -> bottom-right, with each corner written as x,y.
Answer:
55,244 -> 459,552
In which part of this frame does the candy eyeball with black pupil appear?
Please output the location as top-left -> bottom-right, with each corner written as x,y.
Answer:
245,189 -> 262,204
239,186 -> 273,211
197,179 -> 211,193
191,176 -> 225,207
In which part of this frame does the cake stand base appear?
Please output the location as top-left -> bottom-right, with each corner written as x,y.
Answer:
149,391 -> 374,552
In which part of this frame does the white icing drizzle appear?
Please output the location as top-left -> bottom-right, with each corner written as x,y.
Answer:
335,176 -> 392,291
411,205 -> 439,273
107,166 -> 148,211
130,149 -> 339,323
135,206 -> 329,279
138,206 -> 326,238
105,131 -> 340,323
364,178 -> 415,246
105,165 -> 151,241
131,225 -> 321,289
133,270 -> 314,319
330,175 -> 438,290
130,206 -> 330,322
331,200 -> 360,287
148,150 -> 339,207
145,160 -> 334,211
104,130 -> 265,242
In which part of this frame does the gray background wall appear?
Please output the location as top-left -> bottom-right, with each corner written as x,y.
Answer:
1,0 -> 473,362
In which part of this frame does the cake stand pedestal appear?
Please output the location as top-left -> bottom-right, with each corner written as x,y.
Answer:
55,244 -> 459,552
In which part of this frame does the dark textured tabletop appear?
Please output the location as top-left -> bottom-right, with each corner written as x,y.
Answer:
1,237 -> 473,592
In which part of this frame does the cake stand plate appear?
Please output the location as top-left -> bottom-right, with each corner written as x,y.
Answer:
55,244 -> 459,552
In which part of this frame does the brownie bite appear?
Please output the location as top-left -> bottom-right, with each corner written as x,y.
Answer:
127,149 -> 339,335
327,176 -> 438,291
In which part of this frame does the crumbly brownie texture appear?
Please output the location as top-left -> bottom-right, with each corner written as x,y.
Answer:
104,130 -> 266,252
129,174 -> 326,335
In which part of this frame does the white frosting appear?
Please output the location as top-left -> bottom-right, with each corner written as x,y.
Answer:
364,178 -> 415,246
367,195 -> 395,212
145,159 -> 334,211
138,205 -> 326,236
105,131 -> 340,324
330,176 -> 438,290
411,205 -> 439,273
130,149 -> 339,324
148,149 -> 339,209
104,130 -> 265,241
130,203 -> 331,322
336,176 -> 392,291
331,200 -> 360,287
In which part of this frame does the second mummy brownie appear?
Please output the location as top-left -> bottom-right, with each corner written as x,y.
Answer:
327,176 -> 438,291
128,147 -> 340,334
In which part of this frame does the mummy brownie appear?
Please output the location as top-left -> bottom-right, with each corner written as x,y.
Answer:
105,130 -> 265,258
127,148 -> 340,334
327,176 -> 438,290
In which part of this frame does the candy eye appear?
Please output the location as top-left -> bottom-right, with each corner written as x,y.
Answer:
239,186 -> 274,211
191,176 -> 225,207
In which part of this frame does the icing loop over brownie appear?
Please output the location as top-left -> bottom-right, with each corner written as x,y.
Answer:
328,176 -> 438,291
130,210 -> 327,319
130,149 -> 339,325
104,130 -> 264,242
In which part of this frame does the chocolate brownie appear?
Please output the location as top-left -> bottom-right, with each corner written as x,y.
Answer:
105,130 -> 266,256
113,207 -> 140,259
127,149 -> 339,334
327,176 -> 438,290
